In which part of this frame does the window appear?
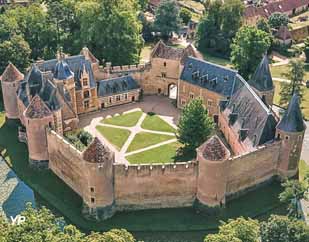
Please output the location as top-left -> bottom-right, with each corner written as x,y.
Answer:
91,197 -> 95,203
116,95 -> 121,101
90,187 -> 95,193
124,93 -> 128,100
208,99 -> 213,107
181,99 -> 186,105
164,62 -> 167,67
189,93 -> 194,99
83,78 -> 88,86
285,136 -> 289,140
84,90 -> 90,99
109,97 -> 112,103
161,72 -> 166,78
84,100 -> 89,109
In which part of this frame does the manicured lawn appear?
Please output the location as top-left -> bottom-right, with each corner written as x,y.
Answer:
126,142 -> 182,164
126,132 -> 175,153
102,111 -> 142,127
142,114 -> 176,133
96,126 -> 130,150
273,80 -> 309,119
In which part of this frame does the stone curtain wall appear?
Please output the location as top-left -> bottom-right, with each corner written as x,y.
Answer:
114,162 -> 198,210
225,142 -> 281,197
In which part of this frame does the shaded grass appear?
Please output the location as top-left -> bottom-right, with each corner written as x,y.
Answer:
142,114 -> 176,133
102,111 -> 142,127
299,160 -> 309,182
126,132 -> 175,153
273,80 -> 309,119
201,51 -> 233,68
96,126 -> 130,150
127,142 -> 184,164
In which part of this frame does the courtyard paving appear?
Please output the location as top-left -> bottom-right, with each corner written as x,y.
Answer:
83,96 -> 179,165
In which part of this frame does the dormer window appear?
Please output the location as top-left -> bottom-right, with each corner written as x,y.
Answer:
84,90 -> 90,99
83,78 -> 88,86
188,63 -> 193,69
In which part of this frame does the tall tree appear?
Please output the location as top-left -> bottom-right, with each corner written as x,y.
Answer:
154,0 -> 181,39
78,0 -> 143,65
177,99 -> 214,151
180,8 -> 192,25
260,215 -> 309,242
231,26 -> 271,79
279,60 -> 305,107
197,0 -> 244,56
0,34 -> 31,73
304,37 -> 309,63
269,12 -> 289,29
257,18 -> 271,33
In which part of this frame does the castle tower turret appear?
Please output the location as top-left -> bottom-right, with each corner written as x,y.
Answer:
24,95 -> 55,168
276,94 -> 306,178
248,55 -> 274,107
196,135 -> 230,208
0,63 -> 24,119
82,138 -> 115,220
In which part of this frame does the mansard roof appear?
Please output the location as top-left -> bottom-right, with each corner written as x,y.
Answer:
222,79 -> 278,148
36,54 -> 96,90
202,135 -> 230,161
83,137 -> 113,163
249,55 -> 273,92
25,95 -> 52,119
180,57 -> 242,97
277,94 -> 306,132
1,63 -> 24,83
97,75 -> 140,97
54,60 -> 74,80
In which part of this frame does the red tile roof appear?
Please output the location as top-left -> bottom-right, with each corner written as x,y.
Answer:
0,63 -> 24,83
83,137 -> 113,163
25,95 -> 52,119
202,135 -> 229,161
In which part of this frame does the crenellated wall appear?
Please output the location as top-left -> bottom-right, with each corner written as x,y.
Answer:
114,162 -> 198,210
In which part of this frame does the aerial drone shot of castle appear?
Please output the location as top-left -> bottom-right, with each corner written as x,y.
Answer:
0,40 -> 306,220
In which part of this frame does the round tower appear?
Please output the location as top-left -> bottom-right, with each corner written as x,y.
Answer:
24,95 -> 54,168
196,135 -> 230,209
276,94 -> 306,178
82,137 -> 115,220
0,63 -> 24,119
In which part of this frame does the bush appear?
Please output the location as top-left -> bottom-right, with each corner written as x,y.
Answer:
64,129 -> 93,151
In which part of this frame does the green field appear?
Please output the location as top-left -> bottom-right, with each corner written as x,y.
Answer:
126,132 -> 175,153
142,114 -> 176,133
96,126 -> 131,150
102,111 -> 143,127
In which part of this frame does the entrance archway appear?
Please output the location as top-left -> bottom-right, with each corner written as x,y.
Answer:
168,83 -> 177,100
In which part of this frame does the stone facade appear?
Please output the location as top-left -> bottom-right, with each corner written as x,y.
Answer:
0,41 -> 306,220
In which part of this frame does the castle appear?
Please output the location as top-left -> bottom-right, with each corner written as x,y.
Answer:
0,41 -> 306,220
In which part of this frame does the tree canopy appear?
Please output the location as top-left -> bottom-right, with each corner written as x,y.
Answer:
269,12 -> 289,29
231,25 -> 271,80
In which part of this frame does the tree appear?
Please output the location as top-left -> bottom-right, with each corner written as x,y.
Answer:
138,0 -> 149,11
231,25 -> 271,79
304,37 -> 309,63
77,0 -> 143,65
0,34 -> 31,73
279,59 -> 304,107
180,8 -> 192,25
177,99 -> 214,151
260,215 -> 309,242
279,179 -> 307,218
204,217 -> 260,242
154,0 -> 181,39
257,18 -> 271,33
269,12 -> 289,29
196,0 -> 244,56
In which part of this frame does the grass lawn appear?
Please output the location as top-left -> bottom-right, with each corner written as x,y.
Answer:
142,114 -> 176,133
270,63 -> 309,80
126,142 -> 182,164
202,51 -> 233,68
102,111 -> 142,127
273,80 -> 309,119
96,126 -> 130,150
126,132 -> 175,153
299,160 -> 309,182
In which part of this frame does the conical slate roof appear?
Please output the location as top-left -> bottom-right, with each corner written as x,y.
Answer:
202,135 -> 230,161
277,94 -> 306,132
54,60 -> 74,80
1,63 -> 24,83
25,95 -> 52,119
83,137 -> 113,163
249,55 -> 273,91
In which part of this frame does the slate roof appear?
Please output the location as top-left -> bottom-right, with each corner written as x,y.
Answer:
97,76 -> 140,97
202,135 -> 230,161
83,137 -> 113,163
221,79 -> 278,148
25,95 -> 52,119
277,94 -> 306,132
54,60 -> 74,80
1,63 -> 24,83
248,55 -> 273,92
37,55 -> 96,90
180,57 -> 242,97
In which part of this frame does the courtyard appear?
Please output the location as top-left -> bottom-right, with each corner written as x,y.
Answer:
83,96 -> 184,165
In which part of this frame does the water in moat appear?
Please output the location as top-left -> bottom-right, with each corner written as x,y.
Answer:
0,157 -> 36,219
